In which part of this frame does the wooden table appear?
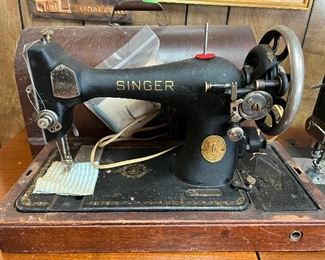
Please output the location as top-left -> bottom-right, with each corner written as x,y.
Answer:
1,129 -> 325,259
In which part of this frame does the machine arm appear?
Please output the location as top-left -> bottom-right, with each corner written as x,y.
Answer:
27,40 -> 245,140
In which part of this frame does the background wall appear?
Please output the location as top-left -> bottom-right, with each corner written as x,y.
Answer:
0,0 -> 324,147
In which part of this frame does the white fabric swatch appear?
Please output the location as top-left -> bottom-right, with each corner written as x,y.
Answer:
33,161 -> 98,196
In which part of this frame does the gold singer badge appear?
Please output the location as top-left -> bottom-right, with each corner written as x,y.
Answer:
201,135 -> 226,163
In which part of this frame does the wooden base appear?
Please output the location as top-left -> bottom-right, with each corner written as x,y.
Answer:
2,142 -> 325,252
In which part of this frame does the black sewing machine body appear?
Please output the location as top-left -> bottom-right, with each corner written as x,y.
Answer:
4,25 -> 325,253
14,24 -> 311,212
27,40 -> 245,187
25,23 -> 299,188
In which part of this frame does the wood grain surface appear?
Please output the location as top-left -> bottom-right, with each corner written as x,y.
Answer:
186,5 -> 228,25
85,4 -> 187,26
132,4 -> 186,25
259,251 -> 325,260
1,252 -> 258,259
291,0 -> 325,132
0,0 -> 24,147
303,0 -> 325,55
227,6 -> 311,41
159,0 -> 312,10
0,129 -> 32,199
19,0 -> 82,27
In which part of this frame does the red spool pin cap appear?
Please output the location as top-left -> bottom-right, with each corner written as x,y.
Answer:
195,53 -> 216,60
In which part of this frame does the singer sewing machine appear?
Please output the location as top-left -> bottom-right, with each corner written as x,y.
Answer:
2,25 -> 325,252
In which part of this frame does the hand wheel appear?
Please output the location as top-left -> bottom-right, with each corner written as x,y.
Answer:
256,25 -> 304,136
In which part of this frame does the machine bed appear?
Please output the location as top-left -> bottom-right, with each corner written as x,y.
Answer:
16,143 -> 318,213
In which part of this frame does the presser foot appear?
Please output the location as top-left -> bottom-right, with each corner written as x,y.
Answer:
56,135 -> 74,174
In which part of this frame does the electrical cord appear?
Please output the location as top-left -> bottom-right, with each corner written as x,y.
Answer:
90,111 -> 182,169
